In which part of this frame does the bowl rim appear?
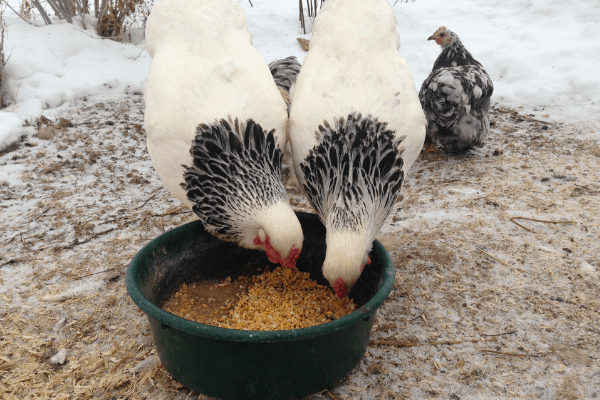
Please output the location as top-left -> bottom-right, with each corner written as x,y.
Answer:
126,219 -> 395,343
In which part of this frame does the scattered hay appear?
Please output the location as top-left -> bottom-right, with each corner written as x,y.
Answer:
1,99 -> 599,399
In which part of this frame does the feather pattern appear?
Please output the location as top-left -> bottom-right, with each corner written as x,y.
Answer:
300,113 -> 405,234
268,56 -> 302,98
419,27 -> 494,152
182,118 -> 286,244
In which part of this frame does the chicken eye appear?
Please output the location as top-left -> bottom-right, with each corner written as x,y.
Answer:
440,33 -> 446,37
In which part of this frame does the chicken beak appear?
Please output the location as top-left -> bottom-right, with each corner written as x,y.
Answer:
427,35 -> 435,41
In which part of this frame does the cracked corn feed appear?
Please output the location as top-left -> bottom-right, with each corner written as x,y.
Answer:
163,267 -> 356,331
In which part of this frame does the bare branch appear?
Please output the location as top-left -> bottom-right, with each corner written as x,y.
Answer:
1,0 -> 37,25
75,0 -> 87,29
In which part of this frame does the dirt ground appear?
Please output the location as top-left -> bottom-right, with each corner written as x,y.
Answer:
0,95 -> 599,399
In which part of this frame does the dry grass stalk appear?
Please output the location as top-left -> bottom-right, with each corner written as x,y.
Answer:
0,257 -> 41,268
3,0 -> 36,24
18,0 -> 35,19
322,389 -> 342,400
491,104 -> 557,126
479,349 -> 540,358
370,337 -> 498,348
390,389 -> 402,400
509,216 -> 575,233
480,331 -> 516,337
48,266 -> 122,284
97,0 -> 144,39
476,248 -> 526,273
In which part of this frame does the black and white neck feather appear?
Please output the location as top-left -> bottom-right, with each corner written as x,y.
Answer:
269,56 -> 302,97
430,28 -> 483,71
300,113 -> 406,285
182,118 -> 300,254
301,113 -> 405,234
268,56 -> 302,114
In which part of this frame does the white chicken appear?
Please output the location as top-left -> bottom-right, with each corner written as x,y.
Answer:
419,27 -> 494,152
144,0 -> 303,269
289,0 -> 426,297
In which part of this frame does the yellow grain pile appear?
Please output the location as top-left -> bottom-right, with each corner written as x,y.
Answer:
165,267 -> 356,331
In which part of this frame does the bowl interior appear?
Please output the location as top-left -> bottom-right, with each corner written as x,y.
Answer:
127,212 -> 393,338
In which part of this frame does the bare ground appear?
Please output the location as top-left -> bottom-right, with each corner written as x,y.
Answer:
0,96 -> 599,399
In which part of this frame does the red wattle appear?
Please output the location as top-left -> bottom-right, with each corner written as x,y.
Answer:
334,277 -> 347,299
254,233 -> 299,270
284,245 -> 301,269
254,233 -> 281,264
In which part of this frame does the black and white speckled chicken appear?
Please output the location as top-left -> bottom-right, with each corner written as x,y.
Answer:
419,27 -> 494,152
269,56 -> 302,115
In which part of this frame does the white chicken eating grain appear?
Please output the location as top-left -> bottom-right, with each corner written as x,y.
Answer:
289,0 -> 426,298
144,0 -> 303,270
419,26 -> 494,152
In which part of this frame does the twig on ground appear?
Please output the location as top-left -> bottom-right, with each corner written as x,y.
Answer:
152,206 -> 190,217
370,337 -> 497,348
321,390 -> 342,400
479,349 -> 539,357
133,46 -> 146,60
481,331 -> 516,337
53,220 -> 135,251
509,216 -> 575,233
524,116 -> 557,126
477,248 -> 526,273
0,257 -> 40,268
55,227 -> 117,250
47,266 -> 123,284
410,313 -> 424,322
8,231 -> 26,243
135,193 -> 157,209
509,218 -> 533,232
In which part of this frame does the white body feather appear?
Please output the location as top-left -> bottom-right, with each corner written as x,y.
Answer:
144,0 -> 288,208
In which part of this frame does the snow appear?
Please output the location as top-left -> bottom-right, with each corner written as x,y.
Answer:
1,0 -> 599,151
0,162 -> 25,185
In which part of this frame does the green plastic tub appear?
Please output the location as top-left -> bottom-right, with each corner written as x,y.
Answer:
126,212 -> 394,400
